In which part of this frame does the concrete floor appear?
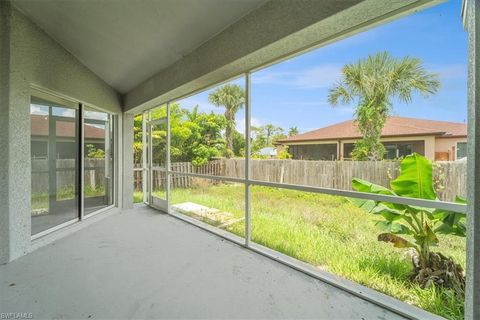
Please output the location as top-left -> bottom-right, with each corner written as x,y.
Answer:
1,206 -> 406,319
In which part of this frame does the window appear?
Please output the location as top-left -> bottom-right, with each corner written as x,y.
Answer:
457,142 -> 467,159
384,143 -> 413,159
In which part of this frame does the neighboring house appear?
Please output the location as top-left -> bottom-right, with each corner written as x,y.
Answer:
31,114 -> 106,159
277,116 -> 467,161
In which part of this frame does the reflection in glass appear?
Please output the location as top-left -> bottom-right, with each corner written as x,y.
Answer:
133,113 -> 144,203
30,96 -> 79,235
83,106 -> 114,215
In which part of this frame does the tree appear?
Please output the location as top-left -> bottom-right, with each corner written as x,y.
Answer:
263,124 -> 284,145
288,126 -> 299,137
170,106 -> 227,165
86,144 -> 105,159
277,146 -> 292,159
328,52 -> 440,160
133,104 -> 227,167
251,124 -> 284,152
208,84 -> 245,158
133,113 -> 144,166
232,129 -> 246,157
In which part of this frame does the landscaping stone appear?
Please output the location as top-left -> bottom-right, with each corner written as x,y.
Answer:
172,202 -> 234,225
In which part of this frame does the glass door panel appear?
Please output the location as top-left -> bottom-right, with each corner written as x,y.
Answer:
145,105 -> 168,211
150,118 -> 168,210
83,107 -> 114,215
30,96 -> 79,235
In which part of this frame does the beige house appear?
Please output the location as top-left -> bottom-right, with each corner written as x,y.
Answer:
278,116 -> 467,161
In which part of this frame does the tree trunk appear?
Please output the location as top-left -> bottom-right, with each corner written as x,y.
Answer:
225,109 -> 233,158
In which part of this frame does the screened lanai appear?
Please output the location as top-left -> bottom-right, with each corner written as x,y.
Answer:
1,0 -> 480,319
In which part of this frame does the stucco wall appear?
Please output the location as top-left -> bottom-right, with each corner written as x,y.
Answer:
435,137 -> 467,160
0,3 -> 121,263
0,1 -> 11,265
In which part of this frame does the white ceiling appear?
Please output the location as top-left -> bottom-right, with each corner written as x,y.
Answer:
12,0 -> 266,94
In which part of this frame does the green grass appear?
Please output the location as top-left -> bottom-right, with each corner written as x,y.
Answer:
32,184 -> 108,214
166,183 -> 465,320
134,190 -> 143,203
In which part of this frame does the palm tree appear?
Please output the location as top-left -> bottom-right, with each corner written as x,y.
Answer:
263,124 -> 284,145
288,126 -> 299,137
208,84 -> 245,157
186,105 -> 199,121
328,52 -> 440,160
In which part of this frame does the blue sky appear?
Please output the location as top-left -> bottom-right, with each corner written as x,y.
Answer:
177,0 -> 467,135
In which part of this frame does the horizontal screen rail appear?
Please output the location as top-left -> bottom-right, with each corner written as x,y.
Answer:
249,180 -> 467,214
167,170 -> 246,184
166,171 -> 466,214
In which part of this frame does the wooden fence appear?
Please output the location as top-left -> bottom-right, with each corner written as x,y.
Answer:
222,159 -> 466,202
32,159 -> 108,194
133,158 -> 466,202
133,160 -> 222,190
37,158 -> 466,202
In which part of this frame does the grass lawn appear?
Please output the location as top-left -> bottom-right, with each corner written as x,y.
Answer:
161,183 -> 465,320
32,185 -> 108,214
134,190 -> 143,203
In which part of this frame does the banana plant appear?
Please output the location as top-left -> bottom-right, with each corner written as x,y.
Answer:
350,153 -> 466,287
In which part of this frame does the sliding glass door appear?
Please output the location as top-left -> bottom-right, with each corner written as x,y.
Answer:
31,95 -> 79,235
31,90 -> 115,236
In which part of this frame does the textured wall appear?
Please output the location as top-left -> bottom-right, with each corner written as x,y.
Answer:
122,113 -> 134,209
0,1 -> 12,264
0,4 -> 121,263
435,137 -> 467,159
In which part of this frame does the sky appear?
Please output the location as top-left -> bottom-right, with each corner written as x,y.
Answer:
177,0 -> 467,135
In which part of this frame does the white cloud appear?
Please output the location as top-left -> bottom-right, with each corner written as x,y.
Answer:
276,100 -> 330,108
84,110 -> 108,121
432,64 -> 467,81
178,96 -> 219,114
52,107 -> 76,118
252,64 -> 342,89
235,117 -> 262,134
30,104 -> 48,115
